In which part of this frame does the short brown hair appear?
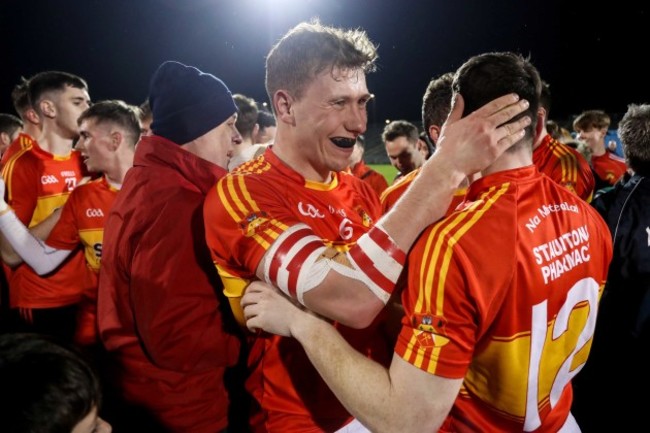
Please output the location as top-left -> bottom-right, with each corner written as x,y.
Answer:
265,19 -> 378,105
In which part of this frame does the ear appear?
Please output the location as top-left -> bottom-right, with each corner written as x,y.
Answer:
273,90 -> 295,126
24,108 -> 41,125
534,111 -> 545,142
39,100 -> 56,119
252,123 -> 260,140
428,125 -> 441,145
110,131 -> 123,151
0,132 -> 10,146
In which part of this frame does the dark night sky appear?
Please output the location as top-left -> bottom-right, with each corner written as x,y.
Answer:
1,0 -> 648,127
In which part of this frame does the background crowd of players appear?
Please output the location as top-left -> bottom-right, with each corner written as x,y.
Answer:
0,19 -> 647,433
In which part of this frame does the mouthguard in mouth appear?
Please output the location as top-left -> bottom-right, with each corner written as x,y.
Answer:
330,137 -> 357,148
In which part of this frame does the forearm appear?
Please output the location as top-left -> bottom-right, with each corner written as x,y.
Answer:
379,152 -> 466,251
291,312 -> 402,432
0,210 -> 70,273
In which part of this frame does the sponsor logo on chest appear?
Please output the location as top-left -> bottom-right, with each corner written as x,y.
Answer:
85,208 -> 105,218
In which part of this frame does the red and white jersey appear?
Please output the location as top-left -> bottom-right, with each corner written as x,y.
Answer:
591,151 -> 627,186
1,142 -> 87,308
204,147 -> 392,432
395,165 -> 612,432
533,134 -> 595,201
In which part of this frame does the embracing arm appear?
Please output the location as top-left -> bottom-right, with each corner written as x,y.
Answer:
0,189 -> 70,271
254,94 -> 530,328
242,282 -> 462,432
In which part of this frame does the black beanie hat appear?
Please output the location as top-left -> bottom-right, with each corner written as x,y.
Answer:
149,60 -> 237,145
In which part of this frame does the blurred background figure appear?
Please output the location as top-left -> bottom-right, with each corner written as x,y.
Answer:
0,332 -> 111,433
0,113 -> 23,157
532,81 -> 595,201
573,109 -> 628,190
137,99 -> 153,137
253,107 -> 277,145
382,119 -> 425,184
348,134 -> 388,197
228,93 -> 256,171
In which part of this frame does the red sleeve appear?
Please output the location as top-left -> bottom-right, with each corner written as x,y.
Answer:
204,173 -> 304,280
2,153 -> 38,225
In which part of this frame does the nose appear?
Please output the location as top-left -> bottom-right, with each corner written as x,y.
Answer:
74,138 -> 85,151
346,105 -> 367,134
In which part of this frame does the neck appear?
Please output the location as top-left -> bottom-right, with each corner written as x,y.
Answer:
533,127 -> 548,150
23,124 -> 41,140
481,147 -> 533,178
272,131 -> 332,183
37,127 -> 73,156
590,140 -> 607,156
105,152 -> 134,186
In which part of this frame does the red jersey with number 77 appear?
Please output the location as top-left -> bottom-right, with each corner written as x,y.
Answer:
1,142 -> 87,308
395,165 -> 612,432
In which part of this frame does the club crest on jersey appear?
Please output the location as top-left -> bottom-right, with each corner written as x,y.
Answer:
239,211 -> 271,237
413,314 -> 449,347
356,207 -> 373,228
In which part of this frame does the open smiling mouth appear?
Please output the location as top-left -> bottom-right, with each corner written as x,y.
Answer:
330,137 -> 356,149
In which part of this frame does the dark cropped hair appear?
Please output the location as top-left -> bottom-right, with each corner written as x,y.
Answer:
78,100 -> 142,146
27,70 -> 88,112
381,120 -> 419,144
0,113 -> 23,136
234,93 -> 259,139
257,108 -> 276,129
266,19 -> 378,104
573,110 -> 611,132
618,103 -> 650,175
138,98 -> 152,122
0,333 -> 102,433
422,72 -> 454,134
11,78 -> 31,116
453,51 -> 541,152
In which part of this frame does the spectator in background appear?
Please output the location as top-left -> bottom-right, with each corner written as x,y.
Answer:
422,72 -> 454,148
0,113 -> 23,157
241,51 -> 613,433
137,99 -> 152,137
1,78 -> 42,166
573,103 -> 650,431
0,100 -> 139,348
573,109 -> 628,189
253,107 -> 277,144
533,82 -> 595,201
0,332 -> 111,433
381,72 -> 461,214
382,119 -> 425,184
348,134 -> 388,197
97,60 -> 244,433
228,93 -> 256,170
0,70 -> 90,343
